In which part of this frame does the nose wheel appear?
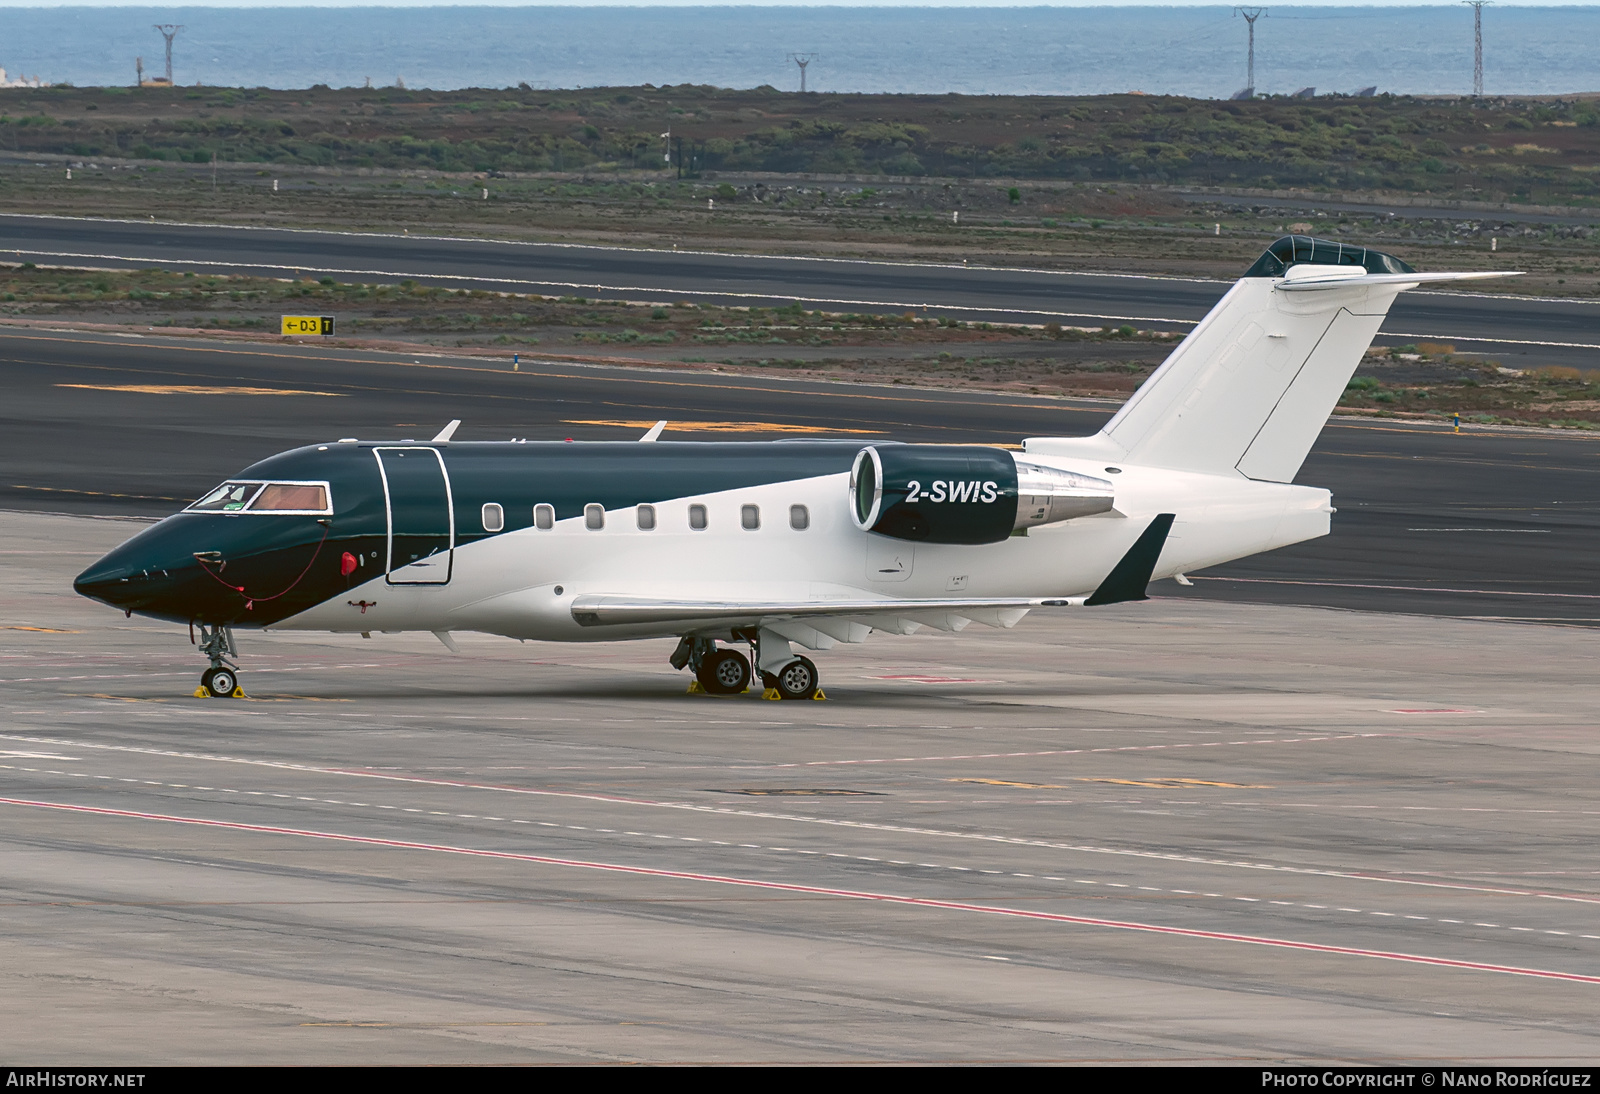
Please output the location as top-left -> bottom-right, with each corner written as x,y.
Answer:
194,624 -> 245,698
200,666 -> 240,698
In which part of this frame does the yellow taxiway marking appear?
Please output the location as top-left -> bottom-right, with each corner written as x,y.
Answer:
1,626 -> 79,633
56,383 -> 346,396
70,693 -> 349,703
76,694 -> 170,703
949,778 -> 1068,789
9,484 -> 185,502
564,418 -> 882,435
1077,777 -> 1273,789
301,1022 -> 553,1028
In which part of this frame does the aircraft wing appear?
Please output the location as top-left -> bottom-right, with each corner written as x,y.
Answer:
569,594 -> 1076,629
569,512 -> 1174,644
569,512 -> 1173,638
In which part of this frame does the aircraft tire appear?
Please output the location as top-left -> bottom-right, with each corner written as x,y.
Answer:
698,649 -> 751,695
773,657 -> 819,701
201,667 -> 237,698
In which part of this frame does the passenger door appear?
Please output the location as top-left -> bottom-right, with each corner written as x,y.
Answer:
375,447 -> 454,585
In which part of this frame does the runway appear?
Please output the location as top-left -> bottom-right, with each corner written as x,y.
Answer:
5,326 -> 1599,625
4,509 -> 1599,1063
2,213 -> 1596,357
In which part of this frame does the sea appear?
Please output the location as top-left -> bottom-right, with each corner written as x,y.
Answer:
0,6 -> 1596,98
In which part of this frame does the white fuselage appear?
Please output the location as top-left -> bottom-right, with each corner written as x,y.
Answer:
278,452 -> 1330,644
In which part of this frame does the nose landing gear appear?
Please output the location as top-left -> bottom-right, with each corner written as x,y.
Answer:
194,624 -> 245,698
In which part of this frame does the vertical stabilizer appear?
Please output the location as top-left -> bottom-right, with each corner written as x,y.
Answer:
1065,237 -> 1513,483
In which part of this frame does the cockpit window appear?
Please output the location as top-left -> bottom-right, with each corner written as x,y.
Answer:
253,483 -> 329,512
186,481 -> 331,514
189,481 -> 264,512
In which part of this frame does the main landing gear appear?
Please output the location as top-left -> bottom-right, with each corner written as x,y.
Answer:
194,624 -> 245,699
670,634 -> 824,700
764,656 -> 820,702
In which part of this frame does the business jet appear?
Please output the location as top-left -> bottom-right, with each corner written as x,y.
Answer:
74,236 -> 1511,700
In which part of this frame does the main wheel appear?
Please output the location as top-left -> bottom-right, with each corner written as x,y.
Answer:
697,649 -> 751,695
773,657 -> 819,701
201,666 -> 238,698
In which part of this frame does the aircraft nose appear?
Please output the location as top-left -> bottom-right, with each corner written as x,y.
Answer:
72,560 -> 124,602
73,558 -> 179,610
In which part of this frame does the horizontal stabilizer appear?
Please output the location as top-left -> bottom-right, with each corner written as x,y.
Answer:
1084,513 -> 1175,607
1278,270 -> 1519,291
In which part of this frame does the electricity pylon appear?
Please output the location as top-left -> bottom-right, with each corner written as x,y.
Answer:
787,53 -> 818,93
153,24 -> 183,85
1235,8 -> 1265,98
1464,1 -> 1490,98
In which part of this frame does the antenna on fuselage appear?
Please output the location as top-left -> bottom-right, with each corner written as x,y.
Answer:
431,419 -> 461,442
639,420 -> 667,442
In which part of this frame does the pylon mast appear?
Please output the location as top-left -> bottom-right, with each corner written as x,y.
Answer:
154,24 -> 183,85
787,53 -> 818,94
1464,1 -> 1490,97
1235,9 -> 1265,97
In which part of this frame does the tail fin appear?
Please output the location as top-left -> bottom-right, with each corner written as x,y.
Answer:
1059,237 -> 1514,483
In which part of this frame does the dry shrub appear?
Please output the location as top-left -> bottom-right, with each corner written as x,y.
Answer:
1534,365 -> 1584,382
1415,341 -> 1456,355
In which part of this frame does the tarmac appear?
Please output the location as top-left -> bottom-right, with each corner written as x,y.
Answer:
7,326 -> 1600,624
4,509 -> 1599,1064
2,213 -> 1595,353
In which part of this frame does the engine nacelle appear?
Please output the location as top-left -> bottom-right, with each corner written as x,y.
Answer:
849,445 -> 1114,545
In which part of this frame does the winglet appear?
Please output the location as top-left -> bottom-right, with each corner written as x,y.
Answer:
431,420 -> 461,443
640,420 -> 667,442
1084,513 -> 1176,607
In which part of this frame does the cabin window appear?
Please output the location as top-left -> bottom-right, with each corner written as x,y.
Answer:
688,504 -> 708,530
637,504 -> 656,530
790,504 -> 809,530
534,504 -> 554,530
481,503 -> 504,532
585,503 -> 605,530
741,504 -> 760,530
189,481 -> 264,512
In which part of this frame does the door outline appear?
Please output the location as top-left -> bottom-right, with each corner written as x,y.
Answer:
866,534 -> 914,582
374,446 -> 455,585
